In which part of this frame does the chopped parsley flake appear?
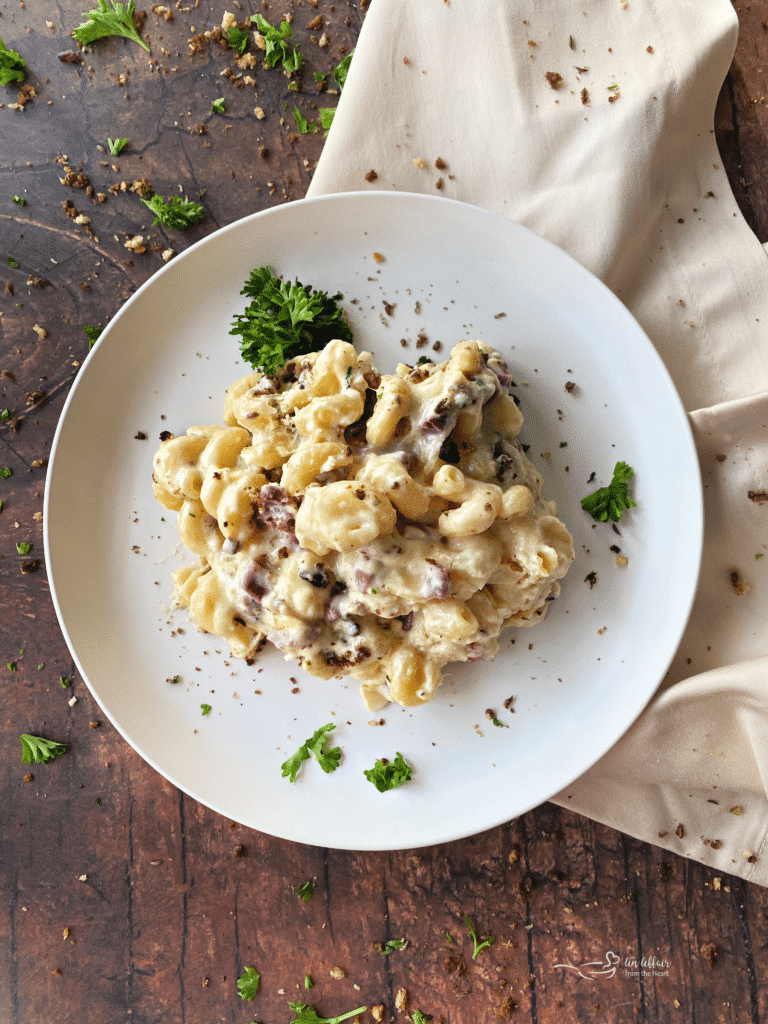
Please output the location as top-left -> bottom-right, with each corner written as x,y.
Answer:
211,97 -> 226,114
292,106 -> 312,134
378,937 -> 407,955
7,258 -> 19,269
363,751 -> 412,792
83,325 -> 102,347
107,137 -> 128,155
12,195 -> 26,207
317,53 -> 353,135
200,703 -> 212,716
1,467 -> 12,478
0,37 -> 27,85
16,541 -> 31,555
71,0 -> 149,51
333,52 -> 353,91
253,13 -> 302,73
318,106 -> 336,136
281,723 -> 341,782
140,192 -> 205,230
227,24 -> 249,56
581,461 -> 636,522
292,879 -> 316,903
20,733 -> 67,764
237,965 -> 261,1001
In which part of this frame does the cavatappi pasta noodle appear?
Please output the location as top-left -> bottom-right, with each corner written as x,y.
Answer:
152,339 -> 574,710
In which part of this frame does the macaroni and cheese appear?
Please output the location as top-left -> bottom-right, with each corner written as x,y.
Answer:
152,338 -> 574,709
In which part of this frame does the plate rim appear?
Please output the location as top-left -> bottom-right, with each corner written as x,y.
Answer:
43,190 -> 704,849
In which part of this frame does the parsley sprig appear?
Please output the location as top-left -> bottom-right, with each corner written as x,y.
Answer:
463,914 -> 495,959
72,0 -> 149,51
281,723 -> 341,782
0,37 -> 27,85
20,733 -> 67,764
287,1002 -> 366,1024
363,751 -> 412,792
230,266 -> 352,375
581,460 -> 636,523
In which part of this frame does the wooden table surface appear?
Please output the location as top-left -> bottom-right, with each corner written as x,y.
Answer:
2,3 -> 767,1023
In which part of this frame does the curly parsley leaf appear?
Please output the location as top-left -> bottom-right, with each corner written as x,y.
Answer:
287,1002 -> 367,1024
463,914 -> 495,959
20,733 -> 67,765
72,0 -> 149,51
292,880 -> 316,903
253,13 -> 302,73
231,266 -> 352,375
281,723 -> 341,782
363,751 -> 412,793
140,192 -> 205,230
0,37 -> 27,85
237,965 -> 261,1001
580,460 -> 636,523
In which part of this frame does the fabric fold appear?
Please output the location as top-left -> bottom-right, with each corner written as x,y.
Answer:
307,0 -> 768,883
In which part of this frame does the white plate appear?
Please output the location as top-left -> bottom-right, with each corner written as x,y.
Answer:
44,192 -> 702,850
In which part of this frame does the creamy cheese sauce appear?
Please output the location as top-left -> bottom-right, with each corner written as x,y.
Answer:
152,338 -> 574,709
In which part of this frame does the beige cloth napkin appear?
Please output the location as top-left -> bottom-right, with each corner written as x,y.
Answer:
307,0 -> 768,884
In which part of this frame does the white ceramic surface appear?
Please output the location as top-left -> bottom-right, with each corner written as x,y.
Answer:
44,192 -> 702,850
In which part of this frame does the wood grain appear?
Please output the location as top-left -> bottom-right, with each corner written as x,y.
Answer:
2,2 -> 768,1023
